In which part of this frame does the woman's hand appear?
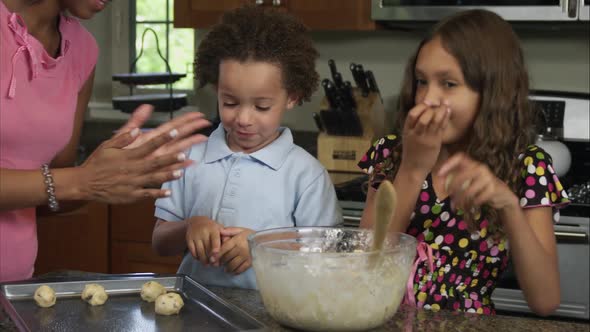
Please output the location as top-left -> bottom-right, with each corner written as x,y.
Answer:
79,105 -> 210,203
185,216 -> 224,266
438,152 -> 519,213
400,101 -> 451,177
216,227 -> 255,275
116,104 -> 211,159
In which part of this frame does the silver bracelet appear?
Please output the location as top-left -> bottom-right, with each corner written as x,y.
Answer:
41,163 -> 59,212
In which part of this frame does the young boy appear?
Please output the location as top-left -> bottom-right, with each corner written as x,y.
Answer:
152,6 -> 342,289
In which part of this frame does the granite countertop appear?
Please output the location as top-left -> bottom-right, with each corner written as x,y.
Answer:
209,286 -> 588,332
1,271 -> 588,331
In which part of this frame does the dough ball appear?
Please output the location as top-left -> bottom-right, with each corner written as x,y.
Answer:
81,284 -> 108,306
155,293 -> 184,316
34,285 -> 56,308
140,281 -> 166,302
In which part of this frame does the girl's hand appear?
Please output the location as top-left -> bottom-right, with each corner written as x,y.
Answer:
401,101 -> 451,177
438,152 -> 519,213
216,227 -> 255,275
185,216 -> 224,266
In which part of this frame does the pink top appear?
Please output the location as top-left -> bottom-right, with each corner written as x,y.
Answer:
0,2 -> 98,282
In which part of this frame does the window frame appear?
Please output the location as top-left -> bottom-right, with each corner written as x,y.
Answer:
128,0 -> 194,93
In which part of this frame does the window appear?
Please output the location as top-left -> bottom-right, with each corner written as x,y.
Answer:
131,0 -> 194,90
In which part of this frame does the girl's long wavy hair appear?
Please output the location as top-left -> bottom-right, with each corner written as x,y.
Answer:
394,10 -> 537,234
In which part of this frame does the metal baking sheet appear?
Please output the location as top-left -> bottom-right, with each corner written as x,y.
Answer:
0,274 -> 265,332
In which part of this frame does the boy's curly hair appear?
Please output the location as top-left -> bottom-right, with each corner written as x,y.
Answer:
195,6 -> 319,104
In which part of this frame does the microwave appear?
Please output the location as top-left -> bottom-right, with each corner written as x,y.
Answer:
371,0 -> 582,22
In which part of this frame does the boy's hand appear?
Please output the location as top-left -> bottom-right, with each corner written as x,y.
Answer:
185,216 -> 223,266
215,227 -> 255,275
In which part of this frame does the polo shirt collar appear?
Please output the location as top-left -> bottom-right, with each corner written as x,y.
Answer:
204,124 -> 295,170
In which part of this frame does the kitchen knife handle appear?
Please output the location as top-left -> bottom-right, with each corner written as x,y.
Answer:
312,112 -> 324,132
365,70 -> 383,103
353,64 -> 369,97
333,72 -> 344,89
322,79 -> 339,109
350,63 -> 362,90
328,59 -> 338,77
366,70 -> 379,93
344,81 -> 357,109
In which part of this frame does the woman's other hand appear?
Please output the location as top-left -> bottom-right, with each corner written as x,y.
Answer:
116,104 -> 211,159
78,105 -> 210,203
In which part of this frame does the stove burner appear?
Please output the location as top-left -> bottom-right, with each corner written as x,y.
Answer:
568,180 -> 590,205
335,175 -> 369,202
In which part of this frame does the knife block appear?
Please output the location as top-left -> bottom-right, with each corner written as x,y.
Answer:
317,89 -> 387,177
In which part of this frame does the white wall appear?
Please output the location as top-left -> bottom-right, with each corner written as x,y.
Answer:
86,13 -> 590,131
81,6 -> 111,102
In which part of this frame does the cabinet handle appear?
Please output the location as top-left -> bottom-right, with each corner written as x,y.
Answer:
555,231 -> 588,244
562,0 -> 578,17
342,215 -> 362,227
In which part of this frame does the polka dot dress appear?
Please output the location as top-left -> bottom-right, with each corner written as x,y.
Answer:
358,136 -> 570,314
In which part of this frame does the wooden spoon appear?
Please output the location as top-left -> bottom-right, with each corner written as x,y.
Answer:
369,180 -> 397,266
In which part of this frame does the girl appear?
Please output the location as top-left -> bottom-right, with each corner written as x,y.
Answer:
358,9 -> 569,316
151,6 -> 341,289
0,0 -> 210,282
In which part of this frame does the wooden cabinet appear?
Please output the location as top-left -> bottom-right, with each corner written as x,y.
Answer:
109,198 -> 182,274
35,202 -> 109,275
35,199 -> 182,276
175,0 -> 375,30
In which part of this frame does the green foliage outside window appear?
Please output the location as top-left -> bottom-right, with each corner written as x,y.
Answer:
134,0 -> 194,90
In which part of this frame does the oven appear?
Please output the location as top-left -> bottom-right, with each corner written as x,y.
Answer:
371,0 -> 580,22
494,91 -> 590,320
334,91 -> 590,320
580,0 -> 590,20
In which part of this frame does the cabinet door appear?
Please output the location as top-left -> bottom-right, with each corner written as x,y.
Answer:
35,202 -> 109,275
110,198 -> 183,274
174,0 -> 375,30
285,0 -> 375,30
175,0 -> 249,28
110,242 -> 182,274
110,198 -> 157,243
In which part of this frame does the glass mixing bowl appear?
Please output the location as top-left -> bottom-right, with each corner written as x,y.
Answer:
248,227 -> 417,331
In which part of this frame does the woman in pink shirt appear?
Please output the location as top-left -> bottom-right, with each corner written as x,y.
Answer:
0,0 -> 210,282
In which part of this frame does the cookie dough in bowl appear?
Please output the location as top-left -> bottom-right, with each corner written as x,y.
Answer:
249,227 -> 417,331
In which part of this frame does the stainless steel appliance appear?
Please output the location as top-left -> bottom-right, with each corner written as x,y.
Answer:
494,91 -> 590,320
371,0 -> 581,22
580,0 -> 590,20
335,91 -> 590,320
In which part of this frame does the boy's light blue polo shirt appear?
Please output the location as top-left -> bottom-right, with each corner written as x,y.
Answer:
155,124 -> 342,289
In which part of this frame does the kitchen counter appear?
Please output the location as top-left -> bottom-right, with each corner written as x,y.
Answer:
210,286 -> 589,331
1,271 -> 588,331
